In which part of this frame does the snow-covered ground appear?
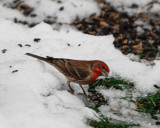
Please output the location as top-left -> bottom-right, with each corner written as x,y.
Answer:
106,0 -> 160,15
0,0 -> 100,24
0,0 -> 160,128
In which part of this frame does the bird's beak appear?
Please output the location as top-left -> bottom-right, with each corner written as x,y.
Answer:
101,71 -> 109,77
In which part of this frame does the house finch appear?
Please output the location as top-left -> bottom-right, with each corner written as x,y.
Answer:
26,53 -> 110,97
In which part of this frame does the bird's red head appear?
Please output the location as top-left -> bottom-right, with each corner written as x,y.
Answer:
98,61 -> 110,77
98,61 -> 110,72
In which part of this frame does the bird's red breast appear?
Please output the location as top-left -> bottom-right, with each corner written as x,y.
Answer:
89,71 -> 101,84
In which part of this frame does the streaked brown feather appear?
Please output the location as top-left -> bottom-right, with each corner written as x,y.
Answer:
26,53 -> 96,85
51,59 -> 94,84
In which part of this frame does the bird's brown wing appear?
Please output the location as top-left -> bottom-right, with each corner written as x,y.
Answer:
51,59 -> 93,82
26,53 -> 93,84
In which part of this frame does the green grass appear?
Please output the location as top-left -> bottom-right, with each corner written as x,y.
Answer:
136,92 -> 160,115
88,117 -> 139,128
88,101 -> 139,128
88,77 -> 135,107
88,77 -> 134,92
138,43 -> 160,61
87,77 -> 160,128
89,106 -> 100,112
139,53 -> 148,60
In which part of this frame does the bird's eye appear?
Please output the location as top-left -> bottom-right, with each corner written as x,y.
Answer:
102,66 -> 107,72
102,66 -> 105,70
102,65 -> 109,72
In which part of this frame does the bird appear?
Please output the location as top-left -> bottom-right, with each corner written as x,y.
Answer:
26,53 -> 110,97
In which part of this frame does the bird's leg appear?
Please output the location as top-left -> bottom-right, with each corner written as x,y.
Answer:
67,81 -> 74,94
79,84 -> 88,98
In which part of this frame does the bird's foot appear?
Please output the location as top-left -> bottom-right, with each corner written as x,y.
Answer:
77,93 -> 90,100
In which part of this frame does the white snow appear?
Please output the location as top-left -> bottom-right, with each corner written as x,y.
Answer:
107,0 -> 152,7
106,0 -> 160,15
0,0 -> 160,128
150,3 -> 160,12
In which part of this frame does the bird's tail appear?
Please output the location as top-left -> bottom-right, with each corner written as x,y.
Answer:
26,53 -> 54,63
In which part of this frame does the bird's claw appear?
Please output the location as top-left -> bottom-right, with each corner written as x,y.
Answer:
77,93 -> 90,100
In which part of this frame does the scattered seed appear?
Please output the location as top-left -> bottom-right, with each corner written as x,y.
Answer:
57,0 -> 62,3
59,6 -> 64,11
131,3 -> 139,8
25,44 -> 31,47
156,121 -> 160,125
44,19 -> 55,25
14,18 -> 17,23
30,14 -> 37,17
139,12 -> 147,18
100,21 -> 109,27
18,44 -> 23,47
123,39 -> 128,44
29,23 -> 38,27
34,38 -> 41,42
78,44 -> 81,46
1,49 -> 7,53
67,43 -> 70,46
20,4 -> 34,16
12,70 -> 18,73
151,115 -> 158,120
